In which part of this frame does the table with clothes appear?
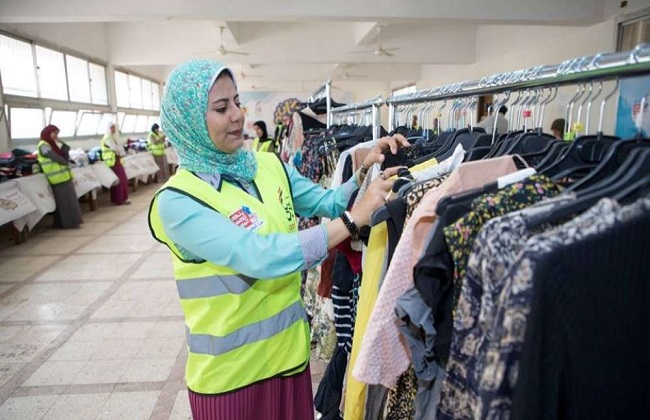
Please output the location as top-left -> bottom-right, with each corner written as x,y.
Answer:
122,152 -> 161,188
12,174 -> 55,232
0,180 -> 38,233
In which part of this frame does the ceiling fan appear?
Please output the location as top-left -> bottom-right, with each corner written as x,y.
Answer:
348,26 -> 399,58
213,26 -> 250,57
340,70 -> 367,80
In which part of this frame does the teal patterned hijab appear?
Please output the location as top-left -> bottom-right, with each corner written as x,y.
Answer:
161,60 -> 257,181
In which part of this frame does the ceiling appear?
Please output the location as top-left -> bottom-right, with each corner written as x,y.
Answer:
0,0 -> 613,93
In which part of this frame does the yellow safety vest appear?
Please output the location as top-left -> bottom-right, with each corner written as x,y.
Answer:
36,141 -> 72,185
148,131 -> 166,156
148,152 -> 310,395
252,137 -> 277,153
101,134 -> 117,168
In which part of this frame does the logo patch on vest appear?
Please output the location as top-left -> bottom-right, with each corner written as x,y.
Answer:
229,206 -> 264,231
277,187 -> 295,224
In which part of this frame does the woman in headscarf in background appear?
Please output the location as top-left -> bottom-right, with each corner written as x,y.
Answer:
101,122 -> 130,205
148,123 -> 170,182
36,125 -> 83,229
148,59 -> 405,419
251,120 -> 278,153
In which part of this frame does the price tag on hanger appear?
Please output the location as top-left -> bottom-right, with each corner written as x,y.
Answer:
572,122 -> 584,133
523,109 -> 532,118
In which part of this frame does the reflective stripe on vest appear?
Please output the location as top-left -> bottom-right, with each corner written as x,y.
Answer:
148,152 -> 308,395
37,141 -> 72,185
186,300 -> 307,356
176,274 -> 257,299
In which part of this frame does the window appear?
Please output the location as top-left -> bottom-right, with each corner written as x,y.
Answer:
152,83 -> 160,110
9,108 -> 44,139
0,35 -> 38,97
89,63 -> 108,105
50,111 -> 77,137
134,114 -> 148,133
392,84 -> 417,97
122,114 -> 137,133
142,79 -> 153,110
128,75 -> 143,109
66,55 -> 91,103
617,9 -> 650,51
114,71 -> 159,110
99,113 -> 117,135
147,115 -> 159,131
115,71 -> 130,108
77,112 -> 101,135
117,112 -> 125,128
35,46 -> 68,101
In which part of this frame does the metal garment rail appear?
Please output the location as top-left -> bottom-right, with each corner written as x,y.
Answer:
385,43 -> 650,129
307,80 -> 332,128
329,95 -> 385,141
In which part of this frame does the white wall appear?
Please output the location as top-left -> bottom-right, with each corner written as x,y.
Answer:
418,18 -> 624,133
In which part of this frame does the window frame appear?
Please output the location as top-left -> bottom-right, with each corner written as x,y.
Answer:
616,7 -> 650,52
113,67 -> 162,111
1,30 -> 160,145
391,84 -> 417,97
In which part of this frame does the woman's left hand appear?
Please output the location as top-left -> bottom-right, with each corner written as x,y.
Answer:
362,134 -> 410,168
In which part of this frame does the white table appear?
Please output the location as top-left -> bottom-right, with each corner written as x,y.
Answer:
0,180 -> 38,231
91,163 -> 119,188
123,152 -> 161,189
12,174 -> 55,232
165,148 -> 179,165
72,166 -> 102,199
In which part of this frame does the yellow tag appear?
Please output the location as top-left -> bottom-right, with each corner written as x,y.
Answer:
572,122 -> 584,133
436,113 -> 442,118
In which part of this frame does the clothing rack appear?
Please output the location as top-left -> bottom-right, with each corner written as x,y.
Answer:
307,80 -> 332,129
329,95 -> 385,141
386,42 -> 650,130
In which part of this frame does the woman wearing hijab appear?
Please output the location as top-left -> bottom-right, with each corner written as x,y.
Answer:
148,123 -> 170,182
101,122 -> 130,205
36,125 -> 83,229
148,59 -> 406,420
251,120 -> 278,153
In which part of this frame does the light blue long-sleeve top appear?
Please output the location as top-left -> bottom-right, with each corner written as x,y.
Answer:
157,163 -> 358,279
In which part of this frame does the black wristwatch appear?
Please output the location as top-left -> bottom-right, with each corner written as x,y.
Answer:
340,211 -> 360,240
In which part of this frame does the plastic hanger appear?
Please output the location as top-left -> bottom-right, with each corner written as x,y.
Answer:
504,88 -> 557,156
540,81 -> 621,180
566,140 -> 650,193
526,147 -> 650,230
569,95 -> 650,193
613,174 -> 650,204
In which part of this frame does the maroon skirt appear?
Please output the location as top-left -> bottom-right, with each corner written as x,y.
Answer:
110,156 -> 130,205
188,365 -> 314,420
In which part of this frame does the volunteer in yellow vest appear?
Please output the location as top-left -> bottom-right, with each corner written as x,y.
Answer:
251,120 -> 278,153
37,125 -> 83,229
147,123 -> 170,182
101,123 -> 130,205
148,59 -> 407,420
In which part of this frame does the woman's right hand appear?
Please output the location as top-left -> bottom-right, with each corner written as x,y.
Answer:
350,166 -> 401,227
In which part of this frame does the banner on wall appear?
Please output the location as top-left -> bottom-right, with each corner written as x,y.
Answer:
615,75 -> 650,139
239,91 -> 353,135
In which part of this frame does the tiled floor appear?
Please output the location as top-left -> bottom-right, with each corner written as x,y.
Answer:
0,183 -> 328,419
